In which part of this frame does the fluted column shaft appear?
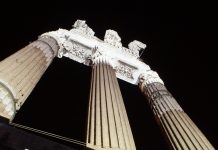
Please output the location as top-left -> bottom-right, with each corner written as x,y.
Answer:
139,82 -> 215,150
0,37 -> 58,120
86,60 -> 136,150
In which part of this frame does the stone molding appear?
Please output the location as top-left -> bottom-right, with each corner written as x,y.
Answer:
41,20 -> 163,85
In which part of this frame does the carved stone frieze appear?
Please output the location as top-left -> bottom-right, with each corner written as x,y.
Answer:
115,62 -> 135,80
62,40 -> 91,64
121,47 -> 139,58
40,19 -> 163,85
63,41 -> 85,58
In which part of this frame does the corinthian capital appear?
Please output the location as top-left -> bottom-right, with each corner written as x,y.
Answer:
139,70 -> 164,85
40,19 -> 152,85
91,47 -> 114,66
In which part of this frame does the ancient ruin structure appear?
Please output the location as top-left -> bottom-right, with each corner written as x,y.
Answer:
0,20 -> 214,150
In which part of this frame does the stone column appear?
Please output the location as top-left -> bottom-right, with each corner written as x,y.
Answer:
86,54 -> 136,150
0,36 -> 59,121
139,71 -> 215,150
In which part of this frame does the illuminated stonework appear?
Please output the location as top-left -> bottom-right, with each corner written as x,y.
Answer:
0,19 -> 214,150
41,20 -> 214,150
0,37 -> 58,120
0,83 -> 15,119
41,20 -> 155,85
87,52 -> 136,150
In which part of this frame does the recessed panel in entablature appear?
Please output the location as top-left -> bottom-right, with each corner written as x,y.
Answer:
115,61 -> 138,84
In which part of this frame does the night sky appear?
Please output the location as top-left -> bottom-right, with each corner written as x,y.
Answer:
0,1 -> 217,149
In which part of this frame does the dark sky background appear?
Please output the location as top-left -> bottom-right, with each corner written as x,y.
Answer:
0,0 -> 217,149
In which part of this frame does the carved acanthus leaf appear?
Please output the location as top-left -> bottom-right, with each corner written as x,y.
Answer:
139,71 -> 164,85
